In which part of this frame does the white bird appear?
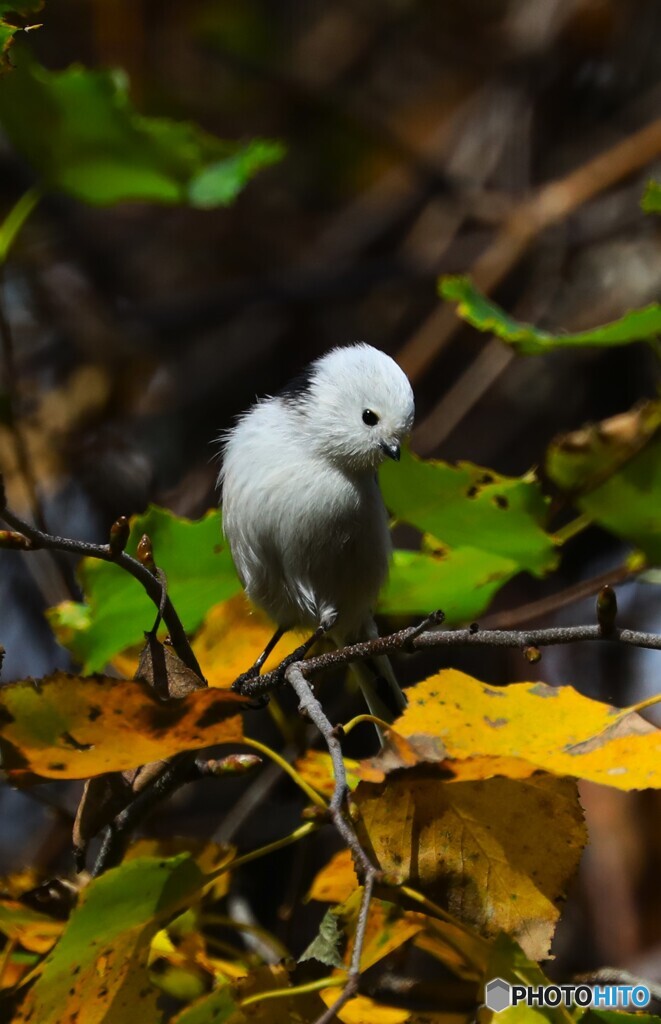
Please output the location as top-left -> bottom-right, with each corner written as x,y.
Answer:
219,343 -> 415,720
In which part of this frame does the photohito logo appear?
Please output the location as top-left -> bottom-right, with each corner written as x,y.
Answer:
484,978 -> 651,1013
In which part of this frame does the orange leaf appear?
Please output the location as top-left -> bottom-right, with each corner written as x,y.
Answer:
0,672 -> 244,781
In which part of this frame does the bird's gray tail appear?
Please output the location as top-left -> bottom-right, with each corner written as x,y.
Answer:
345,618 -> 407,738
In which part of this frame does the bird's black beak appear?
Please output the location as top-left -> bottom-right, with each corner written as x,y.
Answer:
380,440 -> 401,461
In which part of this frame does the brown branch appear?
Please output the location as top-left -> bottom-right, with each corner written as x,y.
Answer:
286,662 -> 380,1023
0,490 -> 203,679
238,618 -> 661,699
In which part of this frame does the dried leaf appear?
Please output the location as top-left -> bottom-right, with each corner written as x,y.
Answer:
299,907 -> 345,968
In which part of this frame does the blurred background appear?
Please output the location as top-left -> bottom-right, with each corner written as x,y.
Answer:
2,0 -> 661,1003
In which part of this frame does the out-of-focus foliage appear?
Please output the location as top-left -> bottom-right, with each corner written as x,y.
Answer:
642,180 -> 661,214
0,1 -> 41,72
4,1 -> 661,1022
14,855 -> 204,1024
440,276 -> 661,355
547,402 -> 661,563
0,54 -> 284,206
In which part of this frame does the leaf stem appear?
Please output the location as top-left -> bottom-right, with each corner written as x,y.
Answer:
240,974 -> 345,1008
206,821 -> 319,882
553,513 -> 592,545
242,736 -> 328,809
0,187 -> 41,264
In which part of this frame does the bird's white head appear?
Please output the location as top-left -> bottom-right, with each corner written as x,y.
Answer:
282,344 -> 415,473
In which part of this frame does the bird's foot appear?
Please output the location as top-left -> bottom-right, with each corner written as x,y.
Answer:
231,664 -> 261,694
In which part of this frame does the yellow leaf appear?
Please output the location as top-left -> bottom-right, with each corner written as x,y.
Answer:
295,750 -> 367,798
0,672 -> 244,781
391,670 -> 661,789
114,595 -> 308,686
319,989 -> 409,1024
353,770 -> 586,960
308,849 -> 358,903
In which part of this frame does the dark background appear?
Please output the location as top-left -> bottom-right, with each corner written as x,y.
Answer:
2,0 -> 661,995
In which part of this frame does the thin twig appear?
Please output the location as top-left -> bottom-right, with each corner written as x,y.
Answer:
0,494 -> 203,679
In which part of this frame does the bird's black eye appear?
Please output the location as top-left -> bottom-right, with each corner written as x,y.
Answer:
362,409 -> 379,426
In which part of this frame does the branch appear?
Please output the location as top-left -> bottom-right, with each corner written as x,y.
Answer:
238,618 -> 661,699
286,662 -> 380,1024
0,487 -> 203,679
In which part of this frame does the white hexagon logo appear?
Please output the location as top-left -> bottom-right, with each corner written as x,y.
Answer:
485,978 -> 511,1013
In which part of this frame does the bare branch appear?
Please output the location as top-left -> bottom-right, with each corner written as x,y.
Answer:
238,618 -> 661,699
0,492 -> 203,679
286,662 -> 380,1022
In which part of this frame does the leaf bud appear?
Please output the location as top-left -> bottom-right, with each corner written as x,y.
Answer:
523,646 -> 541,664
597,585 -> 617,635
199,754 -> 262,777
109,515 -> 130,557
0,530 -> 32,550
136,533 -> 156,572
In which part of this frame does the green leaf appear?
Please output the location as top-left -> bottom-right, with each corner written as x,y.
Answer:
299,907 -> 345,968
14,855 -> 203,1024
381,545 -> 521,620
379,449 -> 557,621
0,53 -> 284,205
642,179 -> 661,214
546,401 -> 661,564
47,506 -> 242,673
0,1 -> 41,74
440,275 -> 661,355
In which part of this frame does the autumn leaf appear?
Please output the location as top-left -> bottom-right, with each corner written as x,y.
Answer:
308,848 -> 358,904
546,400 -> 661,563
14,855 -> 203,1024
0,671 -> 245,781
48,506 -> 241,673
353,769 -> 585,960
391,670 -> 661,790
0,899 -> 63,953
379,448 -> 558,621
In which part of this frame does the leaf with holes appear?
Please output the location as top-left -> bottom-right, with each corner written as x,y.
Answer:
379,448 -> 558,621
